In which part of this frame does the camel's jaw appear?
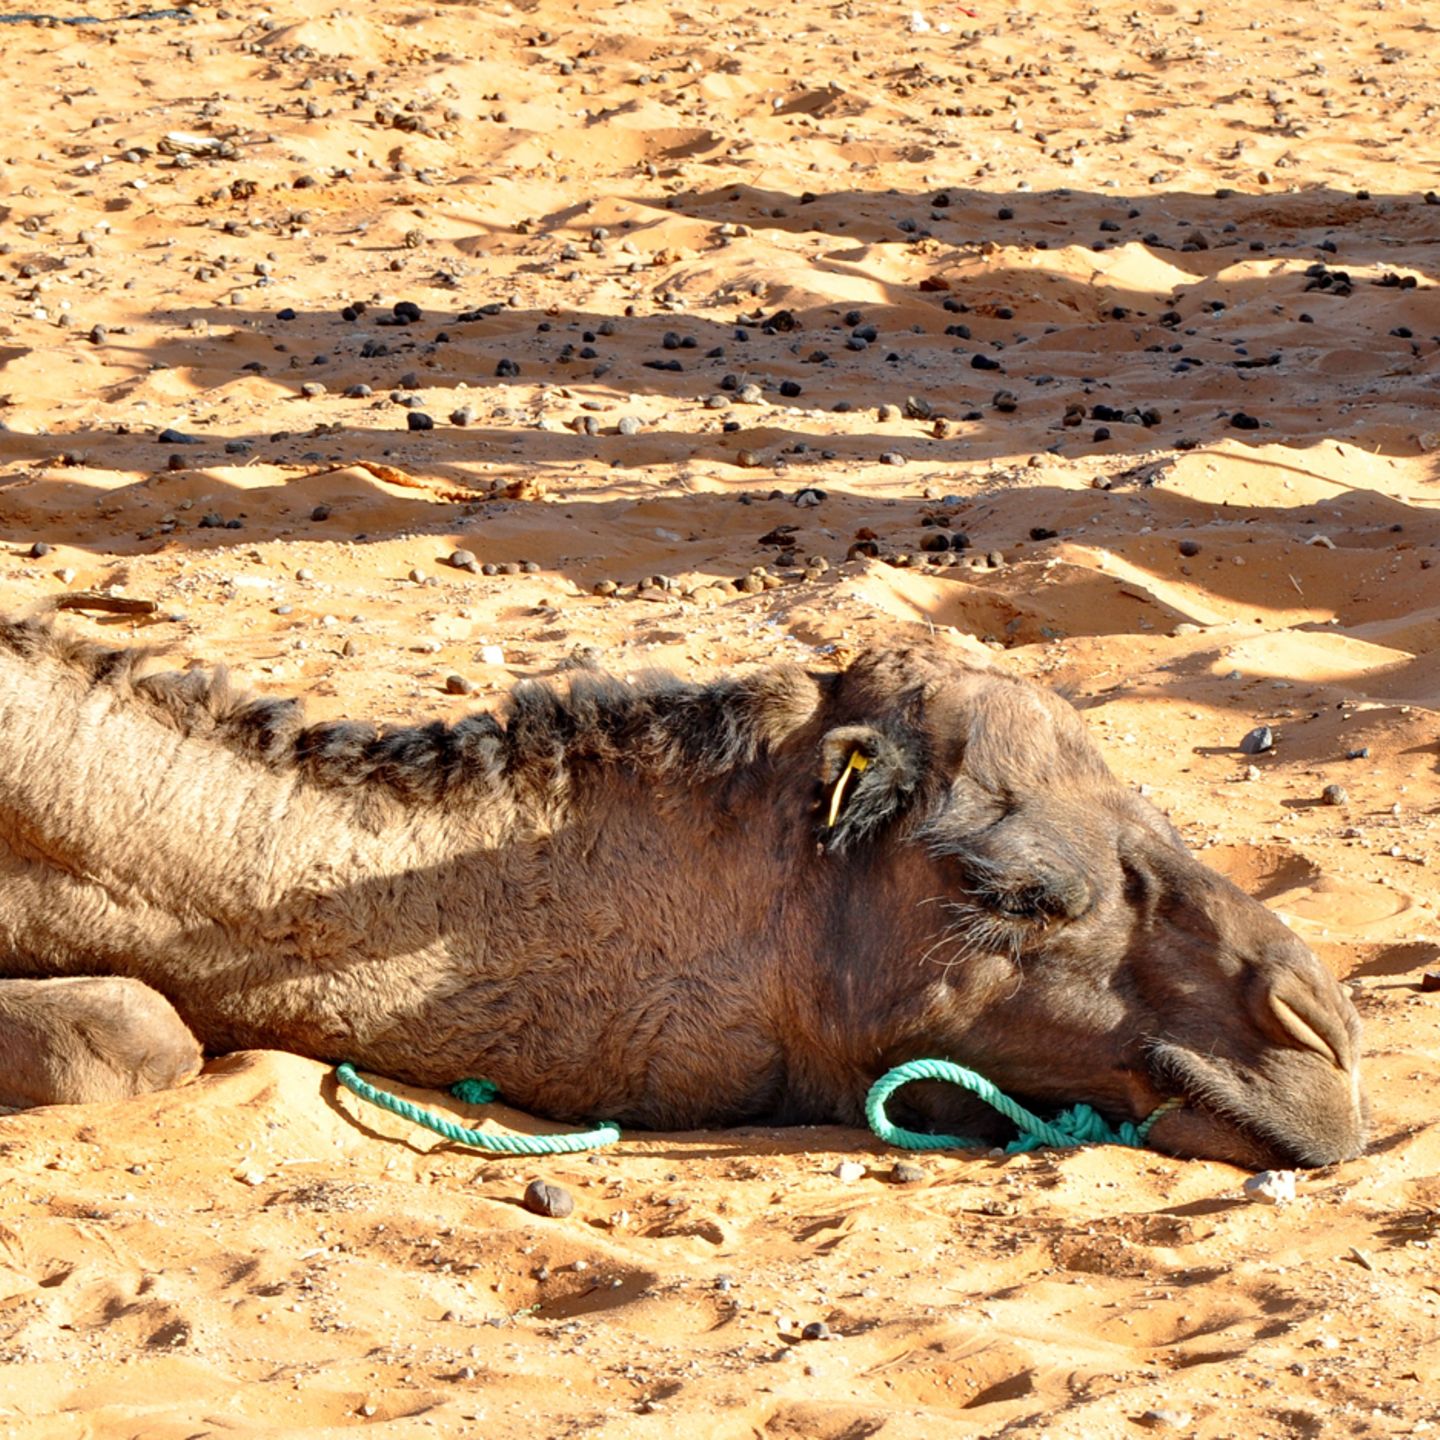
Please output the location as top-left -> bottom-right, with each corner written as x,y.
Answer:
1140,1041 -> 1369,1170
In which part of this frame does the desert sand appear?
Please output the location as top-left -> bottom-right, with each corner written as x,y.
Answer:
0,0 -> 1437,1434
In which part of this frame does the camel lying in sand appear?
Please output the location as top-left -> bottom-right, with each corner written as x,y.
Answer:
0,618 -> 1366,1167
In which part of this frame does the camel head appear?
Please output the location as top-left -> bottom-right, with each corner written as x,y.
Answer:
816,651 -> 1367,1170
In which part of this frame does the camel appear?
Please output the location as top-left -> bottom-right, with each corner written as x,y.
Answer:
0,617 -> 1366,1168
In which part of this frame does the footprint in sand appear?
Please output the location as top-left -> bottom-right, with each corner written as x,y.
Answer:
1268,872 -> 1415,941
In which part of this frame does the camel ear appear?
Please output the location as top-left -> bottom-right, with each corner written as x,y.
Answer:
818,724 -> 922,853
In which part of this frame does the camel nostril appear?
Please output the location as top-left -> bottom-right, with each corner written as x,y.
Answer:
1268,992 -> 1343,1070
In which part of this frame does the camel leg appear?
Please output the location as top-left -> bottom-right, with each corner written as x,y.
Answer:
0,976 -> 203,1110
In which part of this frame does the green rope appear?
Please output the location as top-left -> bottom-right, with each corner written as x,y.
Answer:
336,1057 -> 1171,1160
334,1063 -> 620,1155
865,1057 -> 1171,1154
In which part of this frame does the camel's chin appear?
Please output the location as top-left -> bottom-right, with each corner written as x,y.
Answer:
1141,1042 -> 1367,1170
1141,1102 -> 1289,1170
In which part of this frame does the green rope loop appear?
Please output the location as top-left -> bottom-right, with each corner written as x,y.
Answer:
337,1058 -> 1171,1161
865,1057 -> 1169,1154
335,1063 -> 620,1155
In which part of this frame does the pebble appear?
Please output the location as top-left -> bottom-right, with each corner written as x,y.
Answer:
1420,971 -> 1440,994
1230,411 -> 1262,430
794,488 -> 824,508
1239,725 -> 1274,755
1321,783 -> 1348,806
522,1179 -> 574,1218
157,427 -> 202,445
310,505 -> 331,522
617,416 -> 642,436
300,381 -> 326,398
406,411 -> 434,431
448,548 -> 480,573
890,1161 -> 926,1185
800,1321 -> 833,1342
834,1161 -> 866,1183
480,644 -> 505,666
1138,1409 -> 1193,1431
445,674 -> 475,695
450,405 -> 476,427
28,541 -> 51,559
1178,538 -> 1202,557
1243,1169 -> 1296,1206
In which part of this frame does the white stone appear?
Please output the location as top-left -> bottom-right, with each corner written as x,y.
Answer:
1243,1169 -> 1296,1205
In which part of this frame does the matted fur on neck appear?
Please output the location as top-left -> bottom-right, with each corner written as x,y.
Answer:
0,617 -> 830,805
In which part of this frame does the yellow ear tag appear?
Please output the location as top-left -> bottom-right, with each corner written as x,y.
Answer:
826,751 -> 871,829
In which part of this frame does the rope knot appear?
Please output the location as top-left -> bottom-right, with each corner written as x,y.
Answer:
865,1058 -> 1166,1154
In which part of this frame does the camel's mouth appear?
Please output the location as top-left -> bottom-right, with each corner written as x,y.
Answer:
1141,1041 -> 1366,1169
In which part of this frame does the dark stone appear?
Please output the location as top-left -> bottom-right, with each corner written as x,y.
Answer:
522,1179 -> 575,1219
1239,726 -> 1274,755
406,411 -> 434,431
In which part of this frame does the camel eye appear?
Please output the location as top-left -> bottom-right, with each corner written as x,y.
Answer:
985,885 -> 1051,922
974,872 -> 1093,923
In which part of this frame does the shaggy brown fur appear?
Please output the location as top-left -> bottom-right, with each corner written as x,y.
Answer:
0,618 -> 1367,1167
